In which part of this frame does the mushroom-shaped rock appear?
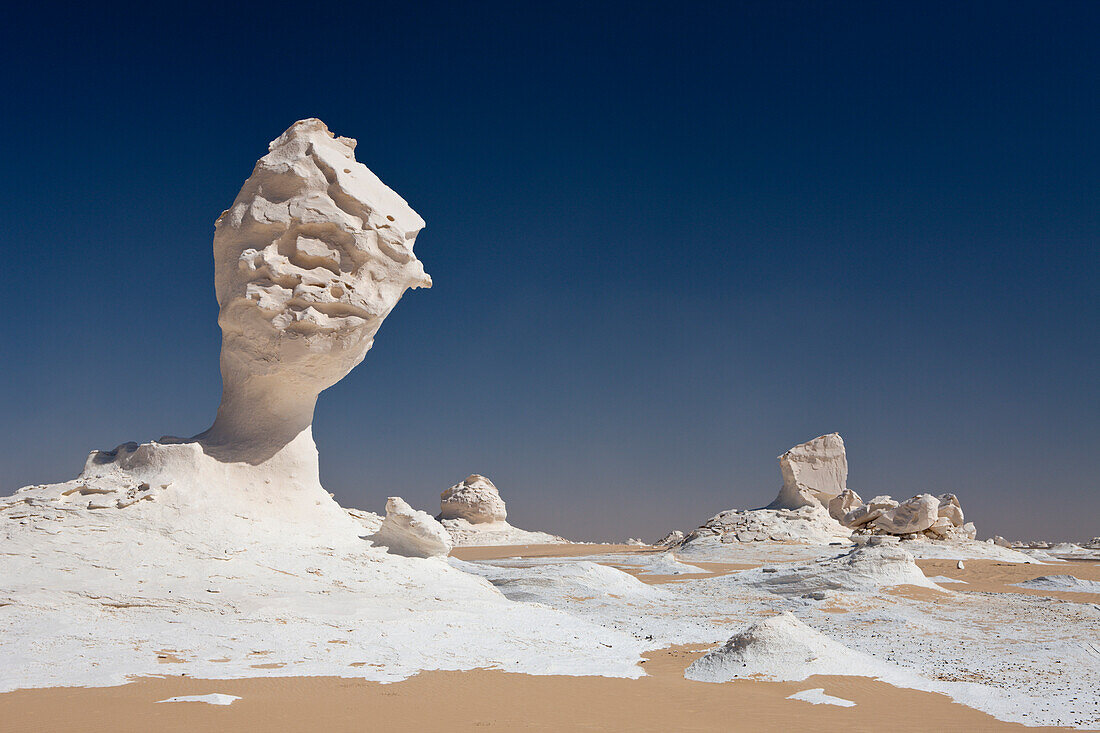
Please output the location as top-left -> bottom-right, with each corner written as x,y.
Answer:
871,494 -> 940,535
440,474 -> 507,524
768,433 -> 848,510
828,488 -> 863,521
371,497 -> 453,558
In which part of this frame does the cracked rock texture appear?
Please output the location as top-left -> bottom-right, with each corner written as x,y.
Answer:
440,475 -> 507,524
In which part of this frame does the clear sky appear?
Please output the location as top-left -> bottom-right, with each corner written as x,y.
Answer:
2,2 -> 1097,541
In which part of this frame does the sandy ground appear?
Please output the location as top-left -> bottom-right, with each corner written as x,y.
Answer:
0,645 -> 1067,733
916,558 -> 1100,604
4,545 -> 1094,732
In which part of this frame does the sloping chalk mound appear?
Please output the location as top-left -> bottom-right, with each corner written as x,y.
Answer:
685,613 -> 886,682
739,545 -> 945,596
1013,575 -> 1100,593
454,560 -> 667,604
655,530 -> 685,547
685,504 -> 852,546
633,552 -> 704,576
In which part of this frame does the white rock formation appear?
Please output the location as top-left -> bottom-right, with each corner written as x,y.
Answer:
743,545 -> 945,596
871,493 -> 940,534
60,118 -> 434,535
655,530 -> 685,547
768,433 -> 849,510
828,488 -> 863,521
838,489 -> 975,542
370,497 -> 453,558
437,474 -> 567,547
1013,575 -> 1100,593
199,119 -> 431,461
685,613 -> 888,682
685,504 -> 852,545
686,433 -> 987,548
440,474 -> 507,524
0,121 -> 653,694
842,495 -> 899,528
937,493 -> 965,526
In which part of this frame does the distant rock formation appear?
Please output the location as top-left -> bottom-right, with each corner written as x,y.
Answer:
768,433 -> 848,510
437,475 -> 567,546
841,492 -> 976,541
684,504 -> 852,545
370,497 -> 453,558
440,475 -> 507,524
744,545 -> 945,596
655,530 -> 685,547
684,433 -> 983,546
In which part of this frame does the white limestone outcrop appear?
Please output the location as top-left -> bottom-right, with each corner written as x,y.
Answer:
64,119 -> 434,534
871,493 -> 940,534
841,491 -> 975,542
440,475 -> 507,524
937,493 -> 965,527
741,544 -> 945,596
683,433 -> 986,548
437,474 -> 567,547
655,530 -> 685,547
828,488 -> 863,521
684,504 -> 852,545
200,117 -> 431,465
685,613 -> 886,682
768,433 -> 848,510
370,497 -> 453,558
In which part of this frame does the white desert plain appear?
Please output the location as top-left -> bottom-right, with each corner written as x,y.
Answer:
1,120 -> 1098,733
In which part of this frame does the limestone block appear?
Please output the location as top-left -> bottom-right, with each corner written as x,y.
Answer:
768,433 -> 848,510
871,494 -> 940,535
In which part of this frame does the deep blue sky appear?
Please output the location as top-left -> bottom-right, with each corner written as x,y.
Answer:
2,2 -> 1097,541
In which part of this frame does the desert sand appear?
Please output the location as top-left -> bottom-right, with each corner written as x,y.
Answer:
0,647 -> 1066,733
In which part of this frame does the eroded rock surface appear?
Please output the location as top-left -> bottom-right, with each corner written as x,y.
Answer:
768,433 -> 849,510
371,497 -> 453,558
437,474 -> 567,547
440,475 -> 507,524
685,613 -> 885,682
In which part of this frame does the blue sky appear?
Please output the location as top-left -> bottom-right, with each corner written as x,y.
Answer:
2,1 -> 1097,540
